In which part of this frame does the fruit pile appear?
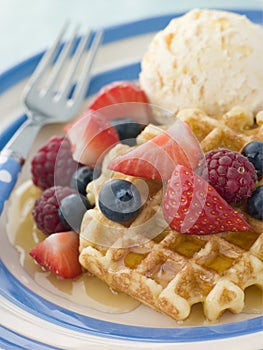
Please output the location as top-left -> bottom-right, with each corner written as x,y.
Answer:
29,81 -> 149,278
28,80 -> 263,279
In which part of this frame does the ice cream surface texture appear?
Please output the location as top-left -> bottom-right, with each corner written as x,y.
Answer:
139,9 -> 263,116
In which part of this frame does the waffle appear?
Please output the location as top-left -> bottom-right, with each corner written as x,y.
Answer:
79,106 -> 263,321
176,106 -> 263,153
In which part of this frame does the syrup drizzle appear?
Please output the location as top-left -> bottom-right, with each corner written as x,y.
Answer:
6,180 -> 263,324
6,180 -> 140,314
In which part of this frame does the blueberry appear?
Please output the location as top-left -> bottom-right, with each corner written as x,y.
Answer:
71,166 -> 101,195
241,141 -> 263,178
247,186 -> 263,220
58,193 -> 92,232
98,179 -> 142,223
110,118 -> 142,146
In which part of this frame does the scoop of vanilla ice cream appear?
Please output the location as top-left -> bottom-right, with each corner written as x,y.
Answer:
139,9 -> 263,116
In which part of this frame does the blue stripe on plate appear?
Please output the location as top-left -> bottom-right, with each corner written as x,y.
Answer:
0,9 -> 261,147
101,9 -> 262,43
0,61 -> 141,151
1,260 -> 263,343
1,9 -> 263,345
0,114 -> 27,150
86,62 -> 141,95
0,325 -> 61,350
0,10 -> 261,94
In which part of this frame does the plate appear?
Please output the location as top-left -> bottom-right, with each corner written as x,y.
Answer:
0,10 -> 263,350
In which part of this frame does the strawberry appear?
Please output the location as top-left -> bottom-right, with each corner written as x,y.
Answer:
89,81 -> 149,111
108,120 -> 203,181
162,164 -> 251,235
67,111 -> 119,166
29,231 -> 82,279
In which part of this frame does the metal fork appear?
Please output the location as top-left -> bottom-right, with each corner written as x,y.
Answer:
0,24 -> 103,214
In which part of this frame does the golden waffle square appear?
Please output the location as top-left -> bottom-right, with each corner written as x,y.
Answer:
176,106 -> 263,152
79,106 -> 263,322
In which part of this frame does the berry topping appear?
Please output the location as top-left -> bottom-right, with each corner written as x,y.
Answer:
162,164 -> 251,235
110,118 -> 143,146
71,166 -> 100,196
241,141 -> 263,178
31,136 -> 78,190
247,186 -> 263,220
108,120 -> 203,181
198,148 -> 257,204
98,179 -> 142,223
32,186 -> 76,234
29,231 -> 82,279
88,81 -> 149,111
67,112 -> 119,167
58,193 -> 92,232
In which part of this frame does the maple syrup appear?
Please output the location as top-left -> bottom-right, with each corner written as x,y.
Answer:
6,180 -> 140,314
6,180 -> 263,325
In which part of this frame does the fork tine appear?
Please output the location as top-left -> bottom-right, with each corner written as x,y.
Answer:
44,24 -> 81,93
71,30 -> 104,105
25,21 -> 70,91
58,29 -> 92,100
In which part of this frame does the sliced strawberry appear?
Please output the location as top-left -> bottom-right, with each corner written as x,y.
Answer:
67,111 -> 119,166
29,231 -> 82,279
108,120 -> 203,181
65,82 -> 151,133
162,164 -> 251,235
89,81 -> 149,111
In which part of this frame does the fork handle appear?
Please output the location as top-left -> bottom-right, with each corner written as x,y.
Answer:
0,117 -> 42,215
0,151 -> 23,214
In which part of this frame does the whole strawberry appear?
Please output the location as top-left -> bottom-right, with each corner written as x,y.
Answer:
31,136 -> 78,190
163,164 -> 251,235
198,148 -> 257,204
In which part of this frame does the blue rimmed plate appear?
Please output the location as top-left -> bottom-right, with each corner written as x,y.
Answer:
0,10 -> 262,350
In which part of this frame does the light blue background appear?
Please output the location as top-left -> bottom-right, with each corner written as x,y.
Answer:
0,0 -> 262,73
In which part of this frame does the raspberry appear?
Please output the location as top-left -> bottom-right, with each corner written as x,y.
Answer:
31,136 -> 78,190
32,186 -> 76,234
198,148 -> 257,204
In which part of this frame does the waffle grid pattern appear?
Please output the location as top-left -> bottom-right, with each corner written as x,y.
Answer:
80,106 -> 263,321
